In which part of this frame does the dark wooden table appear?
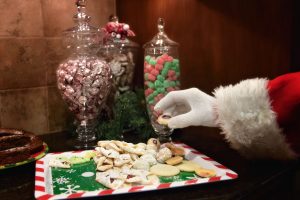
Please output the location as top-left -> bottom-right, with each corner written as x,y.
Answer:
0,126 -> 299,200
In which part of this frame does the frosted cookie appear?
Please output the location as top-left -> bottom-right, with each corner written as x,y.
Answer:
165,156 -> 183,165
150,164 -> 180,177
147,138 -> 160,151
156,147 -> 172,163
133,159 -> 150,170
176,160 -> 202,172
164,143 -> 185,156
157,114 -> 171,126
49,158 -> 71,168
195,168 -> 216,178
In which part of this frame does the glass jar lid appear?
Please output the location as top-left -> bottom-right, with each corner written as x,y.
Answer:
143,18 -> 179,49
63,0 -> 101,49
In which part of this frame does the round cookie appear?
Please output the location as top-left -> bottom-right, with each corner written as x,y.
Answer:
150,164 -> 180,177
157,114 -> 171,125
195,168 -> 216,178
165,156 -> 183,165
176,160 -> 202,172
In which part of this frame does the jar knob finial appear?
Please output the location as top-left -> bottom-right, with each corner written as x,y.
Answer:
157,17 -> 165,34
74,0 -> 90,23
109,15 -> 119,23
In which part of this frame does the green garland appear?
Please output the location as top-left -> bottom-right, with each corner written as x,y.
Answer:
97,89 -> 155,140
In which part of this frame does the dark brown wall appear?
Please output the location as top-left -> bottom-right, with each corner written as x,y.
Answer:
117,0 -> 294,93
0,0 -> 116,134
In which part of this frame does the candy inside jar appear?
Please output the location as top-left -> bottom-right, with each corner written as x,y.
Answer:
56,0 -> 112,149
98,16 -> 139,121
143,18 -> 181,143
57,58 -> 111,123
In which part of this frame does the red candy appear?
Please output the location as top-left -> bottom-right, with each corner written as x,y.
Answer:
151,69 -> 160,76
167,70 -> 176,77
144,68 -> 149,73
148,74 -> 156,81
166,56 -> 173,62
145,88 -> 154,96
161,53 -> 169,60
157,93 -> 164,99
167,87 -> 175,92
157,58 -> 164,65
150,105 -> 155,111
171,76 -> 177,81
155,64 -> 163,71
145,63 -> 152,71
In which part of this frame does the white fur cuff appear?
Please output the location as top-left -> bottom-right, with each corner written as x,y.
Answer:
213,78 -> 296,160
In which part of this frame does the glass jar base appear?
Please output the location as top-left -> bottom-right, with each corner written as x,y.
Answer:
157,135 -> 172,143
74,120 -> 97,149
74,140 -> 96,150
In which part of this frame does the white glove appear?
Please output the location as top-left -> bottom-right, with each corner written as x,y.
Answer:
154,88 -> 217,129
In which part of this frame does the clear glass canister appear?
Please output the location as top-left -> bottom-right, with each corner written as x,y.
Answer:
98,16 -> 139,117
56,0 -> 112,148
143,18 -> 180,143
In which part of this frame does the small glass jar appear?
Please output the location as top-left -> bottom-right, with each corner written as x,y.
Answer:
99,16 -> 139,100
143,18 -> 181,143
56,0 -> 112,149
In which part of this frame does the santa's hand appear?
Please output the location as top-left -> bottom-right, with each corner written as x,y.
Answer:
154,88 -> 217,129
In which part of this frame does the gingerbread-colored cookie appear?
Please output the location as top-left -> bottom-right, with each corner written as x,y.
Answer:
165,156 -> 183,165
195,168 -> 216,178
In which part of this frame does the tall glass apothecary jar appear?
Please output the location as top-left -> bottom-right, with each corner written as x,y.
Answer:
98,16 -> 139,118
143,18 -> 181,143
56,0 -> 112,149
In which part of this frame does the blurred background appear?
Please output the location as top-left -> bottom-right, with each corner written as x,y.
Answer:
0,0 -> 299,135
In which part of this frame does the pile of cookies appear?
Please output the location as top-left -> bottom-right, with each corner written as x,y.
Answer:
93,138 -> 216,189
94,138 -> 161,189
49,138 -> 216,190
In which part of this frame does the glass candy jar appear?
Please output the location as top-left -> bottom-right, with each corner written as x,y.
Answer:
143,18 -> 181,143
56,0 -> 112,148
99,16 -> 139,102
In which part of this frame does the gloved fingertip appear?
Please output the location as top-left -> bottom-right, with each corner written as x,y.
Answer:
168,120 -> 179,129
154,104 -> 160,111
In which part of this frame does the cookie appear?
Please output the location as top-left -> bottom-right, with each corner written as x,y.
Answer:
157,114 -> 171,125
195,168 -> 216,178
165,156 -> 183,165
165,143 -> 185,156
150,164 -> 180,177
156,147 -> 172,163
176,160 -> 201,172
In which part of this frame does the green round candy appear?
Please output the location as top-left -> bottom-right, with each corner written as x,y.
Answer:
154,80 -> 163,88
149,59 -> 157,65
164,62 -> 171,70
145,55 -> 151,62
148,100 -> 154,105
157,87 -> 166,93
173,59 -> 179,64
157,75 -> 165,82
144,73 -> 149,81
163,80 -> 170,88
153,90 -> 159,96
161,68 -> 168,77
170,81 -> 176,87
147,82 -> 155,88
175,80 -> 180,86
147,94 -> 154,102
